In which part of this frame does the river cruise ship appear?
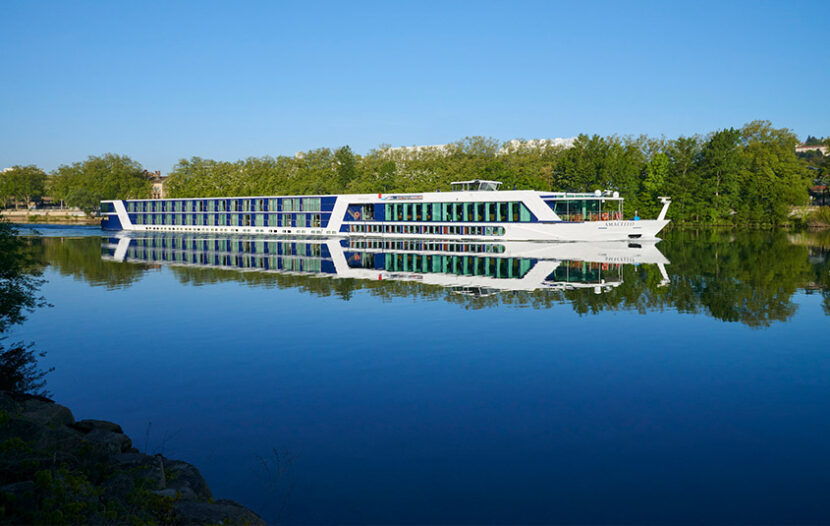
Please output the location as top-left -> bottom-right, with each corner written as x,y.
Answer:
102,233 -> 670,294
101,180 -> 671,242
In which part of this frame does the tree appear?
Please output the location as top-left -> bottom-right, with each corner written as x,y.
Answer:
50,154 -> 150,213
642,152 -> 670,217
665,136 -> 702,222
698,128 -> 744,222
377,161 -> 396,192
736,121 -> 809,223
0,165 -> 46,209
334,146 -> 357,191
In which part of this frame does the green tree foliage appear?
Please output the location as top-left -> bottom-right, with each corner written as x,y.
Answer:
50,154 -> 150,213
796,135 -> 830,187
0,165 -> 47,209
99,121 -> 815,225
736,121 -> 810,223
334,146 -> 357,191
698,127 -> 744,222
642,152 -> 670,218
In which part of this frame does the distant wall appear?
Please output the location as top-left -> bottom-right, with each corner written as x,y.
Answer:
1,208 -> 100,225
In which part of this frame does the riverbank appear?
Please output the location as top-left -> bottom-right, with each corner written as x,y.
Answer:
0,391 -> 265,525
1,209 -> 100,225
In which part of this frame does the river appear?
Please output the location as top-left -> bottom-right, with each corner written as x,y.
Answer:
8,225 -> 830,524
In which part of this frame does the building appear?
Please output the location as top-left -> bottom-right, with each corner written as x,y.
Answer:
376,144 -> 453,159
795,144 -> 828,155
144,170 -> 167,199
497,138 -> 576,156
376,138 -> 577,160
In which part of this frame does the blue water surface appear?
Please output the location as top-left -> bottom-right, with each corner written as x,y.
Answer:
9,227 -> 830,524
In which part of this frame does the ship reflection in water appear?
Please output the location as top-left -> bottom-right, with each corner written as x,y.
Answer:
100,233 -> 670,296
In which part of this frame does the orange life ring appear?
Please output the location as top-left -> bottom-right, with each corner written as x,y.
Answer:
354,210 -> 360,219
602,212 -> 609,221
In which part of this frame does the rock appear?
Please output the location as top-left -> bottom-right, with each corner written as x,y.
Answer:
164,459 -> 212,501
18,398 -> 74,427
173,499 -> 266,525
71,419 -> 123,434
152,486 -> 198,500
84,428 -> 133,454
0,392 -> 263,525
112,452 -> 167,489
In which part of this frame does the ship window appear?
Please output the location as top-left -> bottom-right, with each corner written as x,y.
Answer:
305,198 -> 321,212
519,203 -> 532,222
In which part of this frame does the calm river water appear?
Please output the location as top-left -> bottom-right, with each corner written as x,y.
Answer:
9,225 -> 830,524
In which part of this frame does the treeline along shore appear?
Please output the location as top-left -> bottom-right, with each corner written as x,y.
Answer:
2,120 -> 829,226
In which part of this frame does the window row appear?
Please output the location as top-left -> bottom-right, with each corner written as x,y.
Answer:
382,254 -> 535,279
379,201 -> 533,222
124,197 -> 323,213
348,239 -> 506,254
126,238 -> 325,257
131,213 -> 324,228
125,248 -> 326,273
545,199 -> 623,222
348,224 -> 505,236
546,261 -> 623,283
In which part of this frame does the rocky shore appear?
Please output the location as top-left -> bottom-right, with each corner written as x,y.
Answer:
0,391 -> 264,525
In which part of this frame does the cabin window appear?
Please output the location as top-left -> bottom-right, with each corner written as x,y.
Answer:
305,198 -> 321,212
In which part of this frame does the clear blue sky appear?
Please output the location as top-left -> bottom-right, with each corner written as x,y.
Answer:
2,0 -> 828,173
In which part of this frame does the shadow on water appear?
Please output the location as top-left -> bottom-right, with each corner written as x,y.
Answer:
0,222 -> 51,395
